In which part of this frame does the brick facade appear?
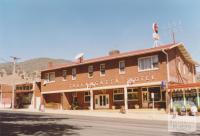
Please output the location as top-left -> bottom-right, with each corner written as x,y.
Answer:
40,43 -> 197,110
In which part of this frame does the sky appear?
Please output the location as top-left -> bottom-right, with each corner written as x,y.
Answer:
0,0 -> 200,68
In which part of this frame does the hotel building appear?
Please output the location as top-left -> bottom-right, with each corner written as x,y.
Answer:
40,43 -> 198,111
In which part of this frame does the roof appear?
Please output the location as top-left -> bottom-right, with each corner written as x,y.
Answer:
169,82 -> 200,90
42,42 -> 199,72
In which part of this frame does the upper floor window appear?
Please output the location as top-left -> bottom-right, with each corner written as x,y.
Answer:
88,65 -> 94,78
138,55 -> 159,71
100,64 -> 106,76
119,61 -> 125,74
72,68 -> 76,80
44,72 -> 55,82
49,72 -> 55,82
62,70 -> 67,80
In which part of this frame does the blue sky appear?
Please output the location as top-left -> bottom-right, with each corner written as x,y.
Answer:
0,0 -> 200,67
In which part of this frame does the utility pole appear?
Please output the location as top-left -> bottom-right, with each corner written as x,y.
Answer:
10,56 -> 20,109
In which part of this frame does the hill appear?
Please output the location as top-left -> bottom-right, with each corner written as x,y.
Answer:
0,58 -> 72,80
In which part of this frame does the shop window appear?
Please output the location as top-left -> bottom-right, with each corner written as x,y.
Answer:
113,89 -> 124,101
138,55 -> 159,71
84,91 -> 90,103
128,88 -> 139,101
148,87 -> 161,101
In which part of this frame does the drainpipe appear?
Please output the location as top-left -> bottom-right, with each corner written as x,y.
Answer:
162,49 -> 170,82
162,49 -> 171,112
0,84 -> 2,105
192,65 -> 196,83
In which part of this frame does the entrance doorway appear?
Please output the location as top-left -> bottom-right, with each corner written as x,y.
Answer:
95,94 -> 109,109
142,89 -> 148,108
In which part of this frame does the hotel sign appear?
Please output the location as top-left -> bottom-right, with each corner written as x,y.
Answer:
69,75 -> 155,89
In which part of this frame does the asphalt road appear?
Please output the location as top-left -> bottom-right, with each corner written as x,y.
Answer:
0,110 -> 200,136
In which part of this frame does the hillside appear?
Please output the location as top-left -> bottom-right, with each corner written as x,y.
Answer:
0,58 -> 72,80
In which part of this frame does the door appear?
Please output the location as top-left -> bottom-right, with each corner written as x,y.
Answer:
95,94 -> 109,109
142,91 -> 148,108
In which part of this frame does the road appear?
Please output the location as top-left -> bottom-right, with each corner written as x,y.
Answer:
0,110 -> 199,136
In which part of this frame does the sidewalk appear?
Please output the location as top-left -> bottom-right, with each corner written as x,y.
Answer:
1,108 -> 200,122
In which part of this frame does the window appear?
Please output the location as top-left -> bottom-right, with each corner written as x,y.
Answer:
148,87 -> 161,101
72,92 -> 78,105
44,72 -> 55,82
113,89 -> 124,101
62,70 -> 67,80
128,88 -> 139,101
119,61 -> 125,74
138,55 -> 159,71
88,65 -> 93,78
72,68 -> 76,80
44,73 -> 49,82
84,91 -> 90,103
100,64 -> 106,76
49,72 -> 55,82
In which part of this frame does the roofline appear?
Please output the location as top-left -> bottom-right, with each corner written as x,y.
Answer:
41,42 -> 198,72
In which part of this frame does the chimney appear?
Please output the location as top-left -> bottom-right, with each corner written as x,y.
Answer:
109,50 -> 120,56
48,62 -> 53,69
79,56 -> 83,63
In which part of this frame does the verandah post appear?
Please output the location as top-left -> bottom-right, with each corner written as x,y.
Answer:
90,89 -> 93,111
197,88 -> 200,107
124,86 -> 128,111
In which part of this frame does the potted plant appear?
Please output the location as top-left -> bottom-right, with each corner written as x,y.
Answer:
71,103 -> 78,110
112,106 -> 116,110
186,106 -> 191,116
134,104 -> 139,109
177,107 -> 181,116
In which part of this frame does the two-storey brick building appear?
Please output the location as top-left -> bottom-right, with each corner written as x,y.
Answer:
40,42 -> 198,111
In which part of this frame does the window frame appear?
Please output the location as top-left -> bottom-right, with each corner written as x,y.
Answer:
119,60 -> 125,74
88,65 -> 94,78
138,55 -> 159,72
100,64 -> 106,77
113,89 -> 124,102
127,88 -> 139,101
72,68 -> 77,80
49,72 -> 55,82
62,70 -> 67,81
44,72 -> 55,83
84,91 -> 91,103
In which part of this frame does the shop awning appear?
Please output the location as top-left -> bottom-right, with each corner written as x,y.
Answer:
168,82 -> 200,92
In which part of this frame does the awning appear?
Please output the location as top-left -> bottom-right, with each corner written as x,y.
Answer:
168,82 -> 200,92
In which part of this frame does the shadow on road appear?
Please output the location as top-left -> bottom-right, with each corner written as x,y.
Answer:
170,130 -> 200,136
0,112 -> 82,136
